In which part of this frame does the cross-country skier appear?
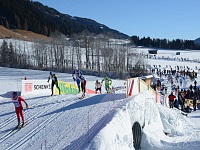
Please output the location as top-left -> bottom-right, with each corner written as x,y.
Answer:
101,76 -> 112,93
12,91 -> 29,128
47,72 -> 61,96
95,80 -> 102,94
72,68 -> 83,93
77,74 -> 86,98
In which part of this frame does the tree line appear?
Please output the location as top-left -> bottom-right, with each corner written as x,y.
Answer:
0,32 -> 147,79
130,36 -> 200,50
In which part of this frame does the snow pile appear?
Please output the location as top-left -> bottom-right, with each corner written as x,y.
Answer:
84,89 -> 200,150
85,91 -> 164,150
158,105 -> 193,137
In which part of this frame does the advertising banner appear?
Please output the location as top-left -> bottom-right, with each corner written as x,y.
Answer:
55,80 -> 79,95
55,80 -> 96,95
21,80 -> 51,96
21,80 -> 100,96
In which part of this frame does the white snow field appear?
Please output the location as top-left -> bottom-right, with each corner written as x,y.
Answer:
1,47 -> 200,150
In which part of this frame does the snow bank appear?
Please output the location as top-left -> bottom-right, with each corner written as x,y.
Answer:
158,105 -> 193,137
85,89 -> 196,150
85,91 -> 164,150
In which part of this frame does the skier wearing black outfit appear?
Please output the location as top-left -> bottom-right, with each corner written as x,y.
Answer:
47,72 -> 61,96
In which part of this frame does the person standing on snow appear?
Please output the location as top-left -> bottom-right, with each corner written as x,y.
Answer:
178,92 -> 185,110
101,76 -> 112,93
95,80 -> 102,94
47,72 -> 61,96
168,92 -> 176,108
180,78 -> 182,86
77,74 -> 86,98
193,90 -> 198,111
72,68 -> 83,93
194,80 -> 197,86
12,91 -> 29,128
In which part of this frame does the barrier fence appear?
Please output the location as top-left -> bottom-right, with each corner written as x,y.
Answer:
126,77 -> 162,104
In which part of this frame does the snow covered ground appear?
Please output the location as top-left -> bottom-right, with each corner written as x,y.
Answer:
1,48 -> 200,150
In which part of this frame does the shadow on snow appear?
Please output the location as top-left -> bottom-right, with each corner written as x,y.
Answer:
42,94 -> 125,117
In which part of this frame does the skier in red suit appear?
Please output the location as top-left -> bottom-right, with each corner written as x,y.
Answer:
12,92 -> 29,128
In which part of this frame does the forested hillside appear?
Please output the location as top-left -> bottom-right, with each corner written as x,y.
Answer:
0,0 -> 129,39
130,36 -> 200,50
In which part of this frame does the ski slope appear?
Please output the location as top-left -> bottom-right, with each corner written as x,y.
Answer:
0,93 -> 126,149
1,48 -> 200,150
0,67 -> 128,150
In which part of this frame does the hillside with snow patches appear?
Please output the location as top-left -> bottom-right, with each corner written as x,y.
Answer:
1,42 -> 200,149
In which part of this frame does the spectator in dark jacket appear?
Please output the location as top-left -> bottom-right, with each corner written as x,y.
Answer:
168,92 -> 176,108
184,90 -> 190,99
190,90 -> 194,99
178,92 -> 185,110
189,84 -> 193,91
184,90 -> 192,113
174,99 -> 179,109
193,90 -> 198,111
194,80 -> 197,86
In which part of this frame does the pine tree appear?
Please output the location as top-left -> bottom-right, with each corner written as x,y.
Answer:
0,40 -> 9,66
5,19 -> 9,29
23,18 -> 28,30
14,15 -> 21,29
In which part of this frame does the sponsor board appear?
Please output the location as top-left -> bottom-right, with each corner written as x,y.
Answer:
55,80 -> 79,95
21,80 -> 51,96
55,80 -> 96,95
22,80 -> 96,96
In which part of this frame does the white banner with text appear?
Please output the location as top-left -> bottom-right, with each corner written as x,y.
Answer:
21,80 -> 51,96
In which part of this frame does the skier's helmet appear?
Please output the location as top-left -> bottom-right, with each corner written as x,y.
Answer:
50,71 -> 53,75
12,91 -> 17,98
96,80 -> 98,83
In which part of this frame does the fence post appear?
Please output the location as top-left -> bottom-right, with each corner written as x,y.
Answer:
126,79 -> 128,98
17,79 -> 19,92
88,111 -> 90,143
138,78 -> 140,93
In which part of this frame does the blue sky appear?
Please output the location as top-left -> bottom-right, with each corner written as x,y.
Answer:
35,0 -> 200,40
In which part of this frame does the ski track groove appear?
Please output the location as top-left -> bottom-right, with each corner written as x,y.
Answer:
7,113 -> 58,150
47,97 -> 86,149
54,104 -> 87,149
0,96 -> 50,129
0,97 -> 60,143
60,101 -> 118,150
4,97 -> 82,150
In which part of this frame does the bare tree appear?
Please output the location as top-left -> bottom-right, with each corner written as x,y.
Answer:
2,31 -> 147,79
